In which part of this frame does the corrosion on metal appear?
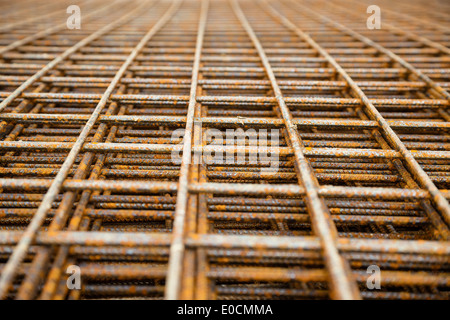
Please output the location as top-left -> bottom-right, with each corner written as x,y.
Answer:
0,0 -> 448,300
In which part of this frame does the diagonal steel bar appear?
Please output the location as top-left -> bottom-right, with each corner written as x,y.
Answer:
289,0 -> 450,100
265,0 -> 450,227
0,0 -> 182,298
0,0 -> 146,112
231,0 -> 362,300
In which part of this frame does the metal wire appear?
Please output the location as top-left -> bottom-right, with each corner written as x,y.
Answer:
0,0 -> 448,300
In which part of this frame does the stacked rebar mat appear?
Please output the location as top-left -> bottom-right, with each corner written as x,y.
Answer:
0,0 -> 448,300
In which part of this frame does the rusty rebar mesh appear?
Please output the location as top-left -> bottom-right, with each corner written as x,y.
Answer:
0,0 -> 448,300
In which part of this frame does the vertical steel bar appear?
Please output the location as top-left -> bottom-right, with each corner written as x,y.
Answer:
165,0 -> 209,300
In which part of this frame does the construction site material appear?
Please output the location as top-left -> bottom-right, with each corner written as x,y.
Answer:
0,0 -> 448,300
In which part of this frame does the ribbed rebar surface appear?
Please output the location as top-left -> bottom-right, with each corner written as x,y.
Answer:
0,0 -> 448,300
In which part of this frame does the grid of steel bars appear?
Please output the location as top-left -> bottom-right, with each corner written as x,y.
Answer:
0,0 -> 448,300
